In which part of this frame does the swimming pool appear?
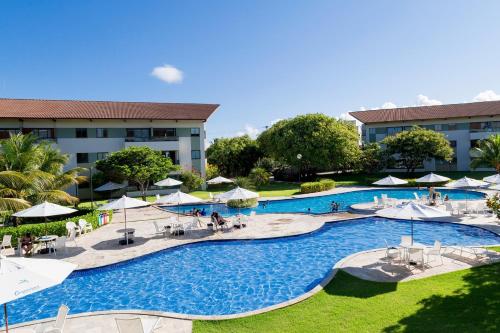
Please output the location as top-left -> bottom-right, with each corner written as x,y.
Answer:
3,217 -> 499,326
163,188 -> 485,216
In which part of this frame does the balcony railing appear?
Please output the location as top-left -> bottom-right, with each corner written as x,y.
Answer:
125,136 -> 179,142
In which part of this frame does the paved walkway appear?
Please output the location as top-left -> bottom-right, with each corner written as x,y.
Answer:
338,247 -> 500,282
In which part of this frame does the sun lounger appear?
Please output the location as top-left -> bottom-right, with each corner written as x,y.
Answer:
35,304 -> 69,333
115,317 -> 160,333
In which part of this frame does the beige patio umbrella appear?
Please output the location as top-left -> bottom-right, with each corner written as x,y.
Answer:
373,175 -> 408,186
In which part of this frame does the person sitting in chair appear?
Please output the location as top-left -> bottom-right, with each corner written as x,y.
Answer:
21,233 -> 34,256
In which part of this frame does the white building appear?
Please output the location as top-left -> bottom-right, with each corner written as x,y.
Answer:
0,98 -> 219,198
349,100 -> 500,172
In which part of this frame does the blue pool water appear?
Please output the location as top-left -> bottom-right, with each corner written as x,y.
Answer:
164,188 -> 484,216
3,217 -> 499,326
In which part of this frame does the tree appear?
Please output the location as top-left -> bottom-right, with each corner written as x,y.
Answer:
205,164 -> 220,180
0,133 -> 85,211
180,170 -> 204,192
382,126 -> 454,174
96,146 -> 178,200
257,114 -> 361,179
206,135 -> 263,177
357,143 -> 389,174
470,134 -> 500,172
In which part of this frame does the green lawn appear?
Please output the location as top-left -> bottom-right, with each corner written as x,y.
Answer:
194,262 -> 500,333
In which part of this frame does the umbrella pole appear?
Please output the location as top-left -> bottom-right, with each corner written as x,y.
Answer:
124,208 -> 128,245
411,217 -> 414,245
4,303 -> 8,333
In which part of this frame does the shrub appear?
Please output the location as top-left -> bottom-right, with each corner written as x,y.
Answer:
234,177 -> 255,189
227,198 -> 258,208
0,210 -> 111,246
249,167 -> 271,189
300,179 -> 335,194
254,157 -> 277,173
486,194 -> 500,219
180,170 -> 204,192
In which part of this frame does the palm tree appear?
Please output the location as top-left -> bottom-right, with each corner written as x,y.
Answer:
0,133 -> 86,212
470,134 -> 500,172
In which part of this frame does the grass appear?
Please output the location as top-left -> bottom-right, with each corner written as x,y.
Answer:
194,261 -> 500,333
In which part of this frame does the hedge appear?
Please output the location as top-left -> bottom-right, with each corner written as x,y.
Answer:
0,209 -> 112,247
300,179 -> 336,194
227,198 -> 258,208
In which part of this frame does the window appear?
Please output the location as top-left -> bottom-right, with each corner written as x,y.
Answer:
387,127 -> 402,135
191,128 -> 200,136
96,128 -> 108,138
375,127 -> 387,135
449,140 -> 457,148
470,139 -> 481,148
447,123 -> 457,131
30,128 -> 54,139
126,128 -> 150,141
76,153 -> 89,163
76,128 -> 88,138
191,150 -> 201,159
368,128 -> 376,134
0,129 -> 19,139
96,152 -> 108,160
152,128 -> 176,138
162,151 -> 178,164
434,124 -> 442,131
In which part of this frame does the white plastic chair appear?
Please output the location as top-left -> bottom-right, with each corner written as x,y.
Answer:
0,234 -> 12,250
408,248 -> 425,270
65,221 -> 80,237
457,202 -> 467,215
153,221 -> 168,237
413,192 -> 420,201
424,240 -> 443,265
373,196 -> 382,208
51,236 -> 67,256
184,218 -> 199,234
384,239 -> 399,264
115,317 -> 160,333
67,228 -> 77,246
35,304 -> 69,333
78,219 -> 93,233
444,202 -> 457,216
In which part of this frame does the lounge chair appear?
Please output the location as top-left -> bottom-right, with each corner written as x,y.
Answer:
35,304 -> 69,333
0,234 -> 12,251
78,219 -> 93,233
115,317 -> 160,333
373,196 -> 383,208
424,240 -> 443,265
413,192 -> 420,202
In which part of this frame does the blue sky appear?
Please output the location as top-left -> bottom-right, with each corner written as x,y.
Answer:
1,1 -> 500,141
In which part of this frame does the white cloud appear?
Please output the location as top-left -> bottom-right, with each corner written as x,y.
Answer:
473,90 -> 500,102
270,118 -> 283,126
151,64 -> 183,84
236,124 -> 261,139
416,94 -> 442,106
381,102 -> 397,109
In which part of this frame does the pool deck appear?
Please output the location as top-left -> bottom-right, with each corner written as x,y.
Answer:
3,186 -> 500,333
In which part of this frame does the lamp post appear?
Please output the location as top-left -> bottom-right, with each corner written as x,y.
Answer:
297,154 -> 302,182
89,164 -> 94,209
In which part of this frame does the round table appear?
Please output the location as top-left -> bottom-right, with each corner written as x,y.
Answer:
36,235 -> 57,254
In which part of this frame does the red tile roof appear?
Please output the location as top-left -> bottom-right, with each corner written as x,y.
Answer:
349,100 -> 500,124
0,98 -> 219,121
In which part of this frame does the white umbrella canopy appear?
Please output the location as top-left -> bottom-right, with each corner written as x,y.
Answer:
154,177 -> 182,187
206,176 -> 233,185
376,202 -> 450,244
12,202 -> 77,218
155,190 -> 203,205
376,201 -> 451,220
215,187 -> 259,201
94,181 -> 126,192
483,174 -> 500,184
98,196 -> 149,245
373,175 -> 408,186
415,173 -> 451,183
0,255 -> 76,332
489,184 -> 500,190
446,176 -> 489,188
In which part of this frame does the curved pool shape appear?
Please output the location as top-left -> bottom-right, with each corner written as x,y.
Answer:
164,188 -> 484,216
3,217 -> 499,326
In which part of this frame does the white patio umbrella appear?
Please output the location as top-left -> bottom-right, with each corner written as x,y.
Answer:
446,176 -> 489,212
154,177 -> 182,187
415,173 -> 450,183
376,202 -> 451,244
489,184 -> 500,190
215,187 -> 259,215
206,176 -> 233,185
98,195 -> 149,245
94,181 -> 126,192
373,175 -> 408,186
155,190 -> 203,221
13,202 -> 77,235
0,255 -> 76,332
483,174 -> 500,184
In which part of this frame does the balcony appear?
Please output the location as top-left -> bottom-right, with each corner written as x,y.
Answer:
125,136 -> 178,142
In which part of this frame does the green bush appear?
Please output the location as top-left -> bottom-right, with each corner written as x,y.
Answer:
234,177 -> 255,189
300,179 -> 335,194
249,167 -> 271,189
0,210 -> 111,246
180,170 -> 204,192
227,198 -> 258,208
